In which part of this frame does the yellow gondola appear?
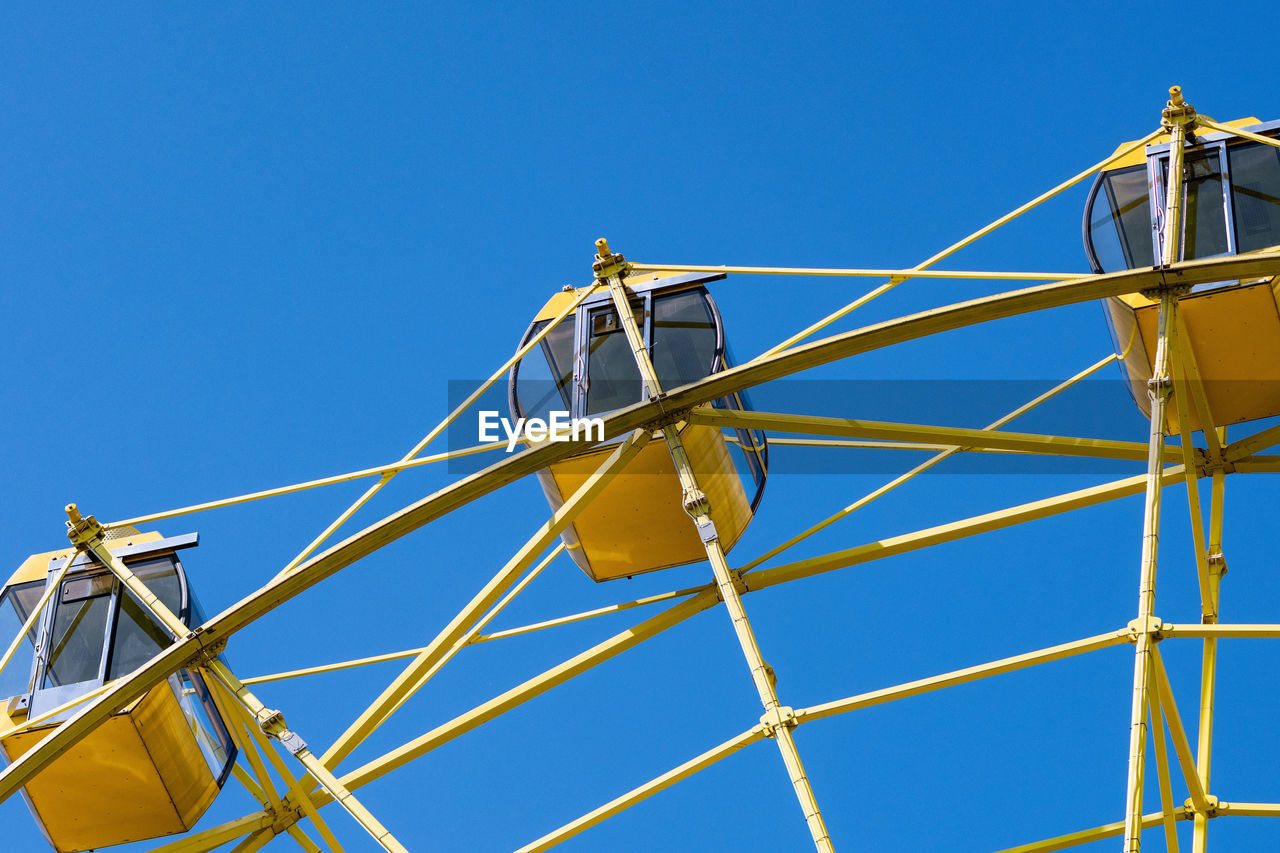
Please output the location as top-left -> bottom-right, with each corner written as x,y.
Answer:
0,530 -> 235,853
1085,114 -> 1280,431
509,269 -> 768,581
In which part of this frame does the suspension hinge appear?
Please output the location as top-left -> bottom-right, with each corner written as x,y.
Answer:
759,705 -> 799,738
592,237 -> 632,280
256,707 -> 309,755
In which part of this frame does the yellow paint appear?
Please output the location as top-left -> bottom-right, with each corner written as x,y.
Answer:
546,423 -> 754,581
1110,281 -> 1280,432
1102,116 -> 1262,170
4,531 -> 164,588
1,679 -> 219,853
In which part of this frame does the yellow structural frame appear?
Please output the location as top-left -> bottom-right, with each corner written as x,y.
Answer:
4,87 -> 1280,850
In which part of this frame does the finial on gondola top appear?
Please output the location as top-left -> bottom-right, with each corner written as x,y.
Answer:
592,237 -> 630,279
1161,85 -> 1196,128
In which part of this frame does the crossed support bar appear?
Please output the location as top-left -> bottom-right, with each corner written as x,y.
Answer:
595,238 -> 835,850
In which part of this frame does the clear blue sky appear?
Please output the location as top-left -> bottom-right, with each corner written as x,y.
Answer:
3,3 -> 1280,851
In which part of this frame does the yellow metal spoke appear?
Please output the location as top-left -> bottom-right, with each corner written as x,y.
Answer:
629,263 -> 1084,280
245,545 -> 565,686
995,810 -> 1183,853
327,589 -> 722,803
270,282 -> 601,583
1171,337 -> 1216,617
207,678 -> 345,853
229,829 -> 275,853
471,584 -> 704,644
145,813 -> 276,853
738,353 -> 1121,572
109,441 -> 505,529
753,127 -> 1164,358
688,406 -> 1193,465
1149,646 -> 1211,813
1196,116 -> 1280,152
515,726 -> 767,853
749,465 -> 1191,590
1148,678 -> 1182,853
1223,421 -> 1280,462
321,430 -> 650,772
800,631 -> 1127,723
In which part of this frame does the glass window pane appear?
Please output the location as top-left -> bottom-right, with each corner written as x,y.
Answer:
651,290 -> 717,387
584,303 -> 645,416
1163,151 -> 1228,260
0,581 -> 47,698
1230,140 -> 1280,253
174,670 -> 234,781
1089,166 -> 1153,272
514,319 -> 576,421
108,558 -> 181,680
42,575 -> 111,688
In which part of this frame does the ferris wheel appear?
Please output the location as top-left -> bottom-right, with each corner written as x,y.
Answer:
4,86 -> 1280,852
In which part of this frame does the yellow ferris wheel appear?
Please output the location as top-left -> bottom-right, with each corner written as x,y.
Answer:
4,86 -> 1280,852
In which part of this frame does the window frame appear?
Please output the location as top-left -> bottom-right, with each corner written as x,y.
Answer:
25,535 -> 195,716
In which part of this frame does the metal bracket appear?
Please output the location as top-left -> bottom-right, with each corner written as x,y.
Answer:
1207,549 -> 1228,577
682,488 -> 711,518
759,705 -> 799,738
695,518 -> 719,544
256,707 -> 310,755
1138,282 -> 1192,299
188,631 -> 229,665
64,503 -> 106,552
1161,86 -> 1197,130
592,237 -> 632,280
1186,794 -> 1219,817
1125,615 -> 1165,642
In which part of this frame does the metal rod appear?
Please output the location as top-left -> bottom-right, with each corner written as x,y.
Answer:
1122,287 -> 1178,851
800,631 -> 1127,723
269,282 -> 601,583
754,129 -> 1166,358
321,431 -> 649,772
1147,675 -> 1181,852
110,441 -> 506,529
750,465 -> 1191,590
1149,646 -> 1210,812
1170,336 -> 1215,616
471,584 -> 704,644
145,813 -> 277,853
1123,89 -> 1191,848
686,407 -> 1194,464
995,810 -> 1183,853
1195,116 -> 1280,152
738,352 -> 1122,572
1193,465 -> 1227,853
515,726 -> 767,852
628,264 -> 1084,280
599,243 -> 834,852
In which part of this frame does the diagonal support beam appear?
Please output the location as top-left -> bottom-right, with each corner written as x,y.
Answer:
322,430 -> 650,772
687,407 -> 1195,465
1150,646 -> 1211,814
515,726 -> 767,853
749,465 -> 1193,590
995,809 -> 1186,853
